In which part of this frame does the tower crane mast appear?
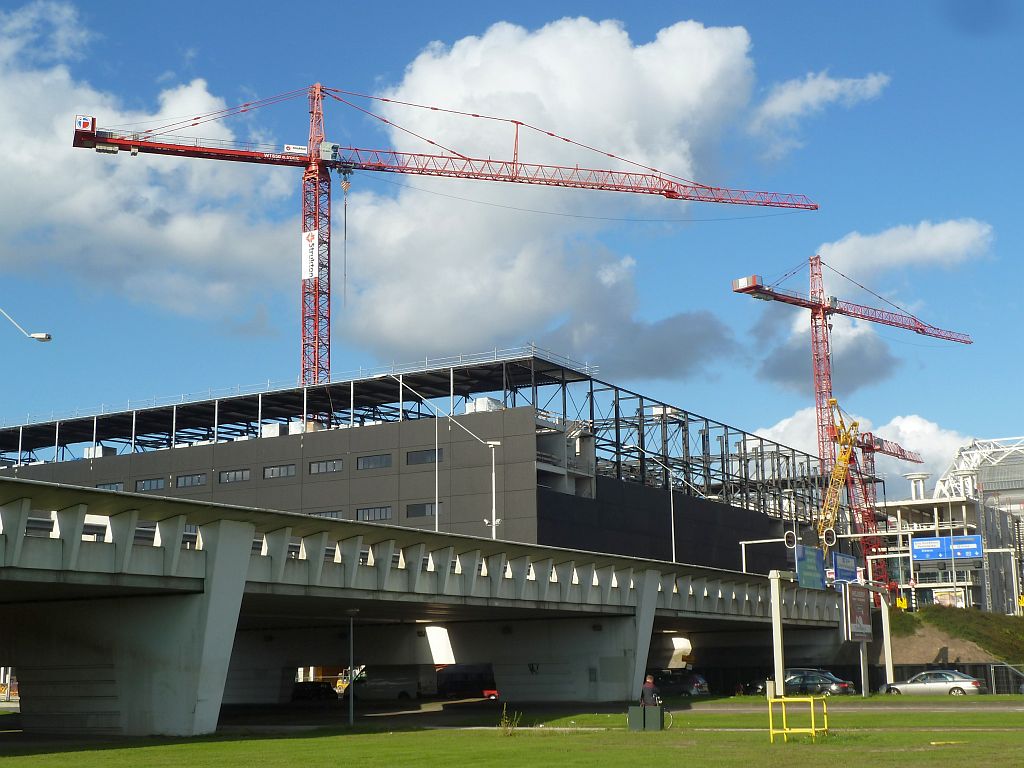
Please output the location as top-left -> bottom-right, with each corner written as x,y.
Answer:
74,83 -> 818,386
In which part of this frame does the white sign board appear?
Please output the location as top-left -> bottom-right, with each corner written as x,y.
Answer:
301,229 -> 318,280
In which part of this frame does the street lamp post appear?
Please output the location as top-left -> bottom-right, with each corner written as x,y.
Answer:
485,440 -> 501,539
388,375 -> 502,539
627,444 -> 706,563
345,608 -> 359,726
0,307 -> 51,342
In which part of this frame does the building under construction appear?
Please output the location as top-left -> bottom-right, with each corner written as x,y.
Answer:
874,439 -> 1024,615
0,346 -> 826,573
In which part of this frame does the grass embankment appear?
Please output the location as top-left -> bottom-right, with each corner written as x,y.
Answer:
892,605 -> 1024,660
4,702 -> 1024,767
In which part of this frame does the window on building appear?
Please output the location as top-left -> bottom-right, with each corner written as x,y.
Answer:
309,459 -> 343,474
407,502 -> 440,518
175,473 -> 207,488
356,505 -> 392,522
313,510 -> 343,519
407,448 -> 443,465
96,481 -> 124,492
263,464 -> 296,479
135,478 -> 165,492
219,469 -> 250,484
357,454 -> 392,470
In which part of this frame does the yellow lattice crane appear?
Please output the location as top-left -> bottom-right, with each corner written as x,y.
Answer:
818,399 -> 858,559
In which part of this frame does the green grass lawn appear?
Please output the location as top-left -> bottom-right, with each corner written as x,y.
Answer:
3,699 -> 1024,767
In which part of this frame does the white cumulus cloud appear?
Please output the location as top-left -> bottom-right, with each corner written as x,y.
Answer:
818,218 -> 993,279
0,2 -> 294,316
340,17 -> 755,372
751,71 -> 890,158
757,407 -> 971,497
871,415 -> 972,496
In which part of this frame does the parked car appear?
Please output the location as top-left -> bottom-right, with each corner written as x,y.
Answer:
749,668 -> 856,696
290,681 -> 340,702
650,669 -> 710,697
883,670 -> 986,696
784,670 -> 856,696
350,674 -> 419,701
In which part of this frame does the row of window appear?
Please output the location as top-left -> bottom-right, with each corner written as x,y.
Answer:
94,478 -> 440,524
355,502 -> 440,522
101,450 -> 445,493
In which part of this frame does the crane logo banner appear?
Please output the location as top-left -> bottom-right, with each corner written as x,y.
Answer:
301,230 -> 318,280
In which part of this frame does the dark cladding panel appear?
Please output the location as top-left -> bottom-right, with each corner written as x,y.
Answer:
537,477 -> 786,572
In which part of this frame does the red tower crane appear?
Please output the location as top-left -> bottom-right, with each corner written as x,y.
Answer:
733,255 -> 972,584
73,83 -> 818,386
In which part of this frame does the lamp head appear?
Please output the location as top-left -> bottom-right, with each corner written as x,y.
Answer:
29,332 -> 51,342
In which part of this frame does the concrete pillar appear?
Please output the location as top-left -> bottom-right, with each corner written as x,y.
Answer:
630,569 -> 660,696
4,518 -> 254,735
445,613 -> 648,703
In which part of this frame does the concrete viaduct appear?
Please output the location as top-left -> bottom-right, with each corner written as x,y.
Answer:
0,477 -> 843,736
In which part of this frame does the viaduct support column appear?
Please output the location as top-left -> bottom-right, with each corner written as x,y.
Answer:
4,518 -> 254,736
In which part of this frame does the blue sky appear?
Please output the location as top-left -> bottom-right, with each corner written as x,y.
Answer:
0,0 -> 1019,489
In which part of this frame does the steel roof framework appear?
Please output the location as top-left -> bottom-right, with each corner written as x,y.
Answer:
0,348 -> 826,524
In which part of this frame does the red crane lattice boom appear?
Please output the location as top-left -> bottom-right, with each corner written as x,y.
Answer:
73,83 -> 818,386
733,255 -> 971,586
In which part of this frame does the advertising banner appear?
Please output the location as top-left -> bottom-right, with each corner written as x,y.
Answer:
845,584 -> 873,642
301,229 -> 318,280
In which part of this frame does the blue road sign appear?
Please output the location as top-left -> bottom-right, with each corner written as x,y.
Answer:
950,535 -> 983,559
796,544 -> 826,590
911,535 -> 983,562
911,537 -> 949,561
832,551 -> 858,583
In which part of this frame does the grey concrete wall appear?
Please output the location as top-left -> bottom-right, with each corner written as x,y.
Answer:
4,409 -> 539,542
446,616 -> 643,702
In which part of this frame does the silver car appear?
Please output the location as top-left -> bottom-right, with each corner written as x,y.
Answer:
884,670 -> 986,696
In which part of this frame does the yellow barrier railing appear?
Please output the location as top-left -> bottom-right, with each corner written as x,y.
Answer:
767,695 -> 828,743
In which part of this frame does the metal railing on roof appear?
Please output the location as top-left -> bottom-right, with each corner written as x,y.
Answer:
1,344 -> 596,428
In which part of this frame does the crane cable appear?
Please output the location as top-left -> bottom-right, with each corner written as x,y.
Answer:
821,261 -> 926,323
324,86 -> 709,187
104,88 -> 307,137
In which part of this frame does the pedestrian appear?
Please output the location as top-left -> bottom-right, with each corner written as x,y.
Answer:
639,674 -> 660,706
